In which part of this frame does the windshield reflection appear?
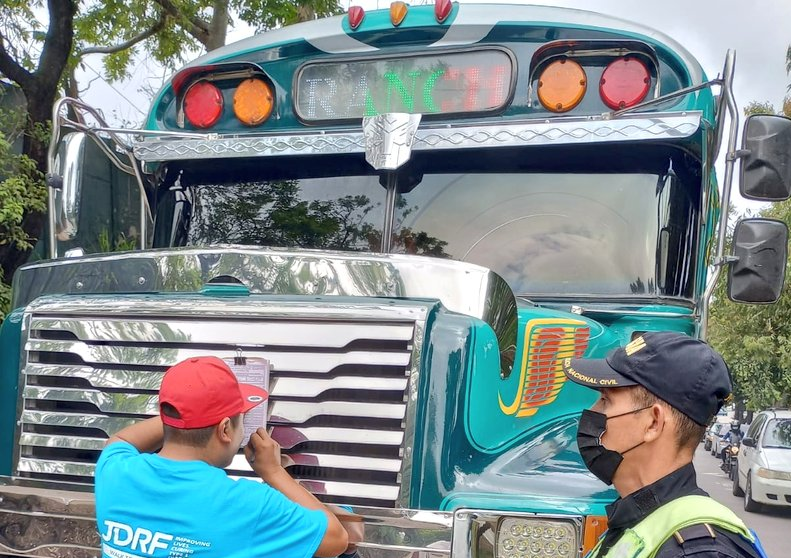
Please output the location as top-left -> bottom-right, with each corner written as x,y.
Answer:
157,149 -> 699,299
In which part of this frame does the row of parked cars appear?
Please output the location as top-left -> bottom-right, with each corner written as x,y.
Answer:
705,410 -> 791,513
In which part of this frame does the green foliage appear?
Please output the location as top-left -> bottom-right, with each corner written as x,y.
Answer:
744,98 -> 791,118
744,100 -> 776,116
236,0 -> 343,32
97,229 -> 140,253
0,132 -> 47,253
0,268 -> 10,323
73,0 -> 343,81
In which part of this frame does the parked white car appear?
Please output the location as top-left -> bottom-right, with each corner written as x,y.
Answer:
733,410 -> 791,512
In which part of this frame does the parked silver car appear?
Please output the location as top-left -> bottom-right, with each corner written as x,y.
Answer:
733,410 -> 791,512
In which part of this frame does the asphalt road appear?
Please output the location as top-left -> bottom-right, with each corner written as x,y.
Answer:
694,444 -> 790,558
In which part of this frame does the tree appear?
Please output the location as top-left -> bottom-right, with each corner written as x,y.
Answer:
0,0 -> 77,289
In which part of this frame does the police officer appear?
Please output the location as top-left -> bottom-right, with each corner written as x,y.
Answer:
562,332 -> 767,558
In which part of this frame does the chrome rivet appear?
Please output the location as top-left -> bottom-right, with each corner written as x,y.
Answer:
138,277 -> 146,285
75,281 -> 84,290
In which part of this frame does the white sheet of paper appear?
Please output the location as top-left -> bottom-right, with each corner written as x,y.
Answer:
224,357 -> 270,447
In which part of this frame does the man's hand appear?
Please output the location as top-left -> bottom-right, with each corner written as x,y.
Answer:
244,427 -> 284,482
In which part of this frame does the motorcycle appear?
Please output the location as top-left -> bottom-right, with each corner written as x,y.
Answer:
720,442 -> 740,479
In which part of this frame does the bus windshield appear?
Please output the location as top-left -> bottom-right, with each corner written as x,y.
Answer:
155,145 -> 700,299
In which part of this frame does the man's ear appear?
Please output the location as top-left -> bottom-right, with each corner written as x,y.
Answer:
644,404 -> 666,443
217,417 -> 234,443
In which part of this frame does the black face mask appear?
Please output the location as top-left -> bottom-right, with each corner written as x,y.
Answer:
577,406 -> 651,485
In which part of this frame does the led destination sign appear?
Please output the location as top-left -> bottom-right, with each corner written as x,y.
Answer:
295,49 -> 514,122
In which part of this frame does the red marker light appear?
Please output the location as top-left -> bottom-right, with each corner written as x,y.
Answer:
348,6 -> 365,30
599,58 -> 651,110
184,81 -> 223,128
435,0 -> 452,23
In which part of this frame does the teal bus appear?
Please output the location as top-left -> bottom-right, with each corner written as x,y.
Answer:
2,3 -> 790,557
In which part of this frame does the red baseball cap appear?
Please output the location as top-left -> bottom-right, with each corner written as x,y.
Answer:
159,356 -> 269,429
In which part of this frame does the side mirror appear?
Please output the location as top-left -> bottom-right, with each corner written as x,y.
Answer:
728,218 -> 788,303
742,437 -> 755,448
50,132 -> 87,241
740,114 -> 791,201
46,130 -> 144,257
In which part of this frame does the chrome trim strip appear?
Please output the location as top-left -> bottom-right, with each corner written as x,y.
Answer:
134,112 -> 702,162
18,427 -> 404,452
21,410 -> 138,435
29,317 -> 415,346
26,364 -> 409,396
228,453 -> 401,473
25,339 -> 412,372
398,311 -> 425,508
22,388 -> 406,423
570,306 -> 693,318
271,426 -> 404,448
17,458 -> 95,477
19,433 -> 106,451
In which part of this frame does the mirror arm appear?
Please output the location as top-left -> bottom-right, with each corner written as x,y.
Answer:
712,255 -> 739,268
726,148 -> 750,162
700,50 -> 737,337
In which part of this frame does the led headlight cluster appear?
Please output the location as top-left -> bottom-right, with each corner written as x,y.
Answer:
497,517 -> 578,558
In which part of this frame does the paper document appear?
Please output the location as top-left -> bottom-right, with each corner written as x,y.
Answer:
224,357 -> 270,447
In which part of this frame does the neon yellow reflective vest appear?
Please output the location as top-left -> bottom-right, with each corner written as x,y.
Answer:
587,495 -> 755,558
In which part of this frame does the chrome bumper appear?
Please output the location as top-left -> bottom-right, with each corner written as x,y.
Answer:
0,479 -> 453,558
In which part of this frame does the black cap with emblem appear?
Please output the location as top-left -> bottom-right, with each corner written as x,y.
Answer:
561,331 -> 732,426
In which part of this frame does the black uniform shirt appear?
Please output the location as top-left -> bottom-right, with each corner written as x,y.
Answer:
598,463 -> 761,558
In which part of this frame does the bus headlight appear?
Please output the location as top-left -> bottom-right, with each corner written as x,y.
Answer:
497,518 -> 578,558
453,509 -> 582,558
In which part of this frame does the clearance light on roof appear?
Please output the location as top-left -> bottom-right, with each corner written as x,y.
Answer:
233,78 -> 274,126
599,57 -> 651,110
537,59 -> 587,113
348,6 -> 365,30
435,0 -> 452,23
184,81 -> 223,128
390,1 -> 408,26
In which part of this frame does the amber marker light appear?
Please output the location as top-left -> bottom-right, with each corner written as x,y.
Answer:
582,515 -> 609,556
390,1 -> 408,26
233,78 -> 274,126
537,59 -> 587,113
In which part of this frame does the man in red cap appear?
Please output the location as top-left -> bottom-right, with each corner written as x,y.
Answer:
95,356 -> 350,558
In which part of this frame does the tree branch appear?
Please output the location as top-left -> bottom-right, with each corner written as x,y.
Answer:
151,0 -> 212,47
78,12 -> 168,57
0,32 -> 34,89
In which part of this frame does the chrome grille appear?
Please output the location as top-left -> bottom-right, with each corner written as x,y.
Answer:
18,298 -> 425,508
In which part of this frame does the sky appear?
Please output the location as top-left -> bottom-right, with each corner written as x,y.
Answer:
80,0 -> 791,210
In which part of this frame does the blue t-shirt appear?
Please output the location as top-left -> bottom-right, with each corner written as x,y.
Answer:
95,442 -> 328,558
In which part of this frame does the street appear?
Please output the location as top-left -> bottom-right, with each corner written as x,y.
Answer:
694,445 -> 790,557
